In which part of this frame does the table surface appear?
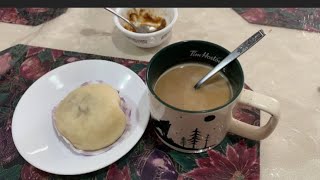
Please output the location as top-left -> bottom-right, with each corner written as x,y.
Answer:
0,8 -> 319,179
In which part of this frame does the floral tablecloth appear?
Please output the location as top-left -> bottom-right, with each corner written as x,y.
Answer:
234,8 -> 320,33
0,8 -> 67,26
0,44 -> 260,180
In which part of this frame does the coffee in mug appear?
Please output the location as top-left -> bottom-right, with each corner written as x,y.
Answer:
154,63 -> 232,111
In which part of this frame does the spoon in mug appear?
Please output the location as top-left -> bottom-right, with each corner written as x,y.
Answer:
104,8 -> 157,33
194,29 -> 266,90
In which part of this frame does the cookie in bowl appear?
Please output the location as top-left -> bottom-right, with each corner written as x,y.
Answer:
113,8 -> 178,48
123,8 -> 167,33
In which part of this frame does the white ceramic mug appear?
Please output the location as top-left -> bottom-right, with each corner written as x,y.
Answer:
146,41 -> 280,153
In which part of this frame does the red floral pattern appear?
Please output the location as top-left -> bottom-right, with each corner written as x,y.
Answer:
280,8 -> 299,14
0,8 -> 67,26
0,44 -> 260,179
19,56 -> 50,80
106,164 -> 130,180
234,8 -> 320,33
0,8 -> 28,25
51,49 -> 63,61
240,8 -> 267,23
0,52 -> 12,75
20,163 -> 49,180
26,47 -> 45,58
25,8 -> 50,13
65,57 -> 79,63
233,105 -> 260,126
137,67 -> 147,81
0,125 -> 18,165
181,141 -> 259,180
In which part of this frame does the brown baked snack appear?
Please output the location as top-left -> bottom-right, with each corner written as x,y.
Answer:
54,83 -> 126,151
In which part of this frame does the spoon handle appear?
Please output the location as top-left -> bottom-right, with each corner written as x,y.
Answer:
194,29 -> 266,89
104,8 -> 135,28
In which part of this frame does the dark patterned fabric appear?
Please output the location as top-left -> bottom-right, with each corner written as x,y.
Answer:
0,8 -> 67,26
0,44 -> 260,180
234,8 -> 320,33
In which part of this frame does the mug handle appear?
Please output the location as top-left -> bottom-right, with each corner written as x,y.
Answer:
228,89 -> 280,140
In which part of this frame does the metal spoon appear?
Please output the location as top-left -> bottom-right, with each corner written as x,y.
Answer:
104,8 -> 157,33
194,29 -> 266,89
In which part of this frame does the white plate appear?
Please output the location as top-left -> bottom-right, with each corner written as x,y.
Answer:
12,60 -> 150,175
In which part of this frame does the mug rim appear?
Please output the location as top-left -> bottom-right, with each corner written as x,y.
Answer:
146,40 -> 245,114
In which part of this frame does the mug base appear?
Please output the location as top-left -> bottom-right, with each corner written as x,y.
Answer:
155,131 -> 220,154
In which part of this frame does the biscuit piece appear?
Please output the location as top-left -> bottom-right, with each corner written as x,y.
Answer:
54,84 -> 126,151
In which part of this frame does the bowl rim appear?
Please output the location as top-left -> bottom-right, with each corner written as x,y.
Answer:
113,8 -> 178,37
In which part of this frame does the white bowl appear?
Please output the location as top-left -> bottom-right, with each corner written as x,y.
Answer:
113,8 -> 178,48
